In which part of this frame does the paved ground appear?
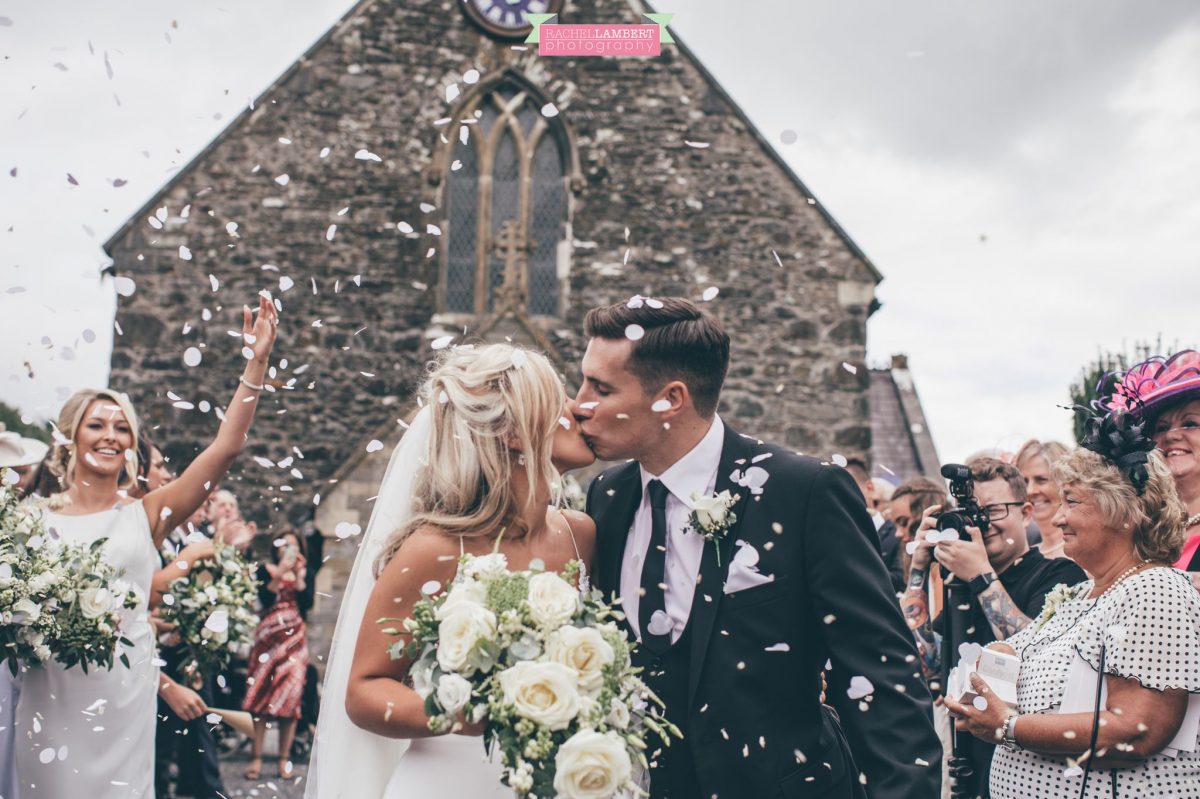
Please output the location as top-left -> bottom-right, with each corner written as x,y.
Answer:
216,746 -> 309,798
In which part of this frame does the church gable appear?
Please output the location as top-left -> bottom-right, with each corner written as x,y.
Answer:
106,0 -> 882,525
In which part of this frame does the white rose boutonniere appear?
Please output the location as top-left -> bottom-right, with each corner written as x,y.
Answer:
1032,583 -> 1084,633
685,489 -> 739,565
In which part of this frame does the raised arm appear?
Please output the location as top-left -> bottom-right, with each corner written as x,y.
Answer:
806,465 -> 943,797
142,294 -> 278,547
345,530 -> 463,738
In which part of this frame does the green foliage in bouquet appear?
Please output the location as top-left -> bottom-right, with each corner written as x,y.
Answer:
388,552 -> 679,799
162,541 -> 260,679
0,468 -> 140,674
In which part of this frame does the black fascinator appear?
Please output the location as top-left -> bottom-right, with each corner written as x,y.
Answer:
1072,381 -> 1157,495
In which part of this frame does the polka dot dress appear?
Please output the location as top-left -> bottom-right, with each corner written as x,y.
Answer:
990,567 -> 1200,798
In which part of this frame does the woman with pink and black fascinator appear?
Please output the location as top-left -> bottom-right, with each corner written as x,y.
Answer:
1108,350 -> 1200,577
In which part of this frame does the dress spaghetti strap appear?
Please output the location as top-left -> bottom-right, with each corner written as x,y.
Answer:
559,509 -> 582,560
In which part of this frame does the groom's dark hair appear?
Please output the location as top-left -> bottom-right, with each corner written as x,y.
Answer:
584,297 -> 729,417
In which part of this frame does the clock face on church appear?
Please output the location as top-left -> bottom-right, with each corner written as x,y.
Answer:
463,0 -> 565,40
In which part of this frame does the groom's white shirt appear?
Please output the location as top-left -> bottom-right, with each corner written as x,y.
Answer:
621,415 -> 724,644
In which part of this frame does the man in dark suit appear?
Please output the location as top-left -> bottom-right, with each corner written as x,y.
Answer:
575,298 -> 941,799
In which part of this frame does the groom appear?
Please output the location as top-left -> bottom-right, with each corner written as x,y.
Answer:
576,298 -> 941,798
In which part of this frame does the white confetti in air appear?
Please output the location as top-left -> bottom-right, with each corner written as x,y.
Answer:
625,324 -> 645,341
241,346 -> 256,361
426,223 -> 441,236
626,296 -> 644,309
645,298 -> 663,309
226,222 -> 239,236
651,399 -> 671,413
702,286 -> 719,301
113,276 -> 136,297
558,416 -> 572,430
431,335 -> 454,350
179,245 -> 192,260
325,224 -> 337,241
279,276 -> 294,292
463,69 -> 480,84
319,147 -> 331,158
1063,765 -> 1084,778
183,347 -> 202,367
972,696 -> 989,711
366,439 -> 384,453
579,401 -> 599,410
685,140 -> 710,149
511,350 -> 528,369
831,453 -> 848,467
205,712 -> 222,725
274,174 -> 290,186
208,274 -> 219,292
39,747 -> 56,764
355,149 -> 382,162
438,391 -> 450,404
446,84 -> 460,103
765,642 -> 790,652
842,362 -> 857,375
646,610 -> 672,637
780,129 -> 798,145
541,103 -> 559,118
334,522 -> 362,539
730,466 -> 770,495
397,221 -> 414,233
204,610 -> 229,634
847,675 -> 875,700
156,206 -> 168,223
421,580 -> 441,596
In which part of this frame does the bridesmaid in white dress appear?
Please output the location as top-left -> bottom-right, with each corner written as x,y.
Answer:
308,344 -> 597,798
12,293 -> 278,798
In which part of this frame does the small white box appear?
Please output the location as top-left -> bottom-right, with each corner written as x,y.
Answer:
949,649 -> 1020,709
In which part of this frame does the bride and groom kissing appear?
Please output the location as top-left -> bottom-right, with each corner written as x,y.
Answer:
307,297 -> 942,798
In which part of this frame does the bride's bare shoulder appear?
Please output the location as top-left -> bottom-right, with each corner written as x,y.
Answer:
377,525 -> 463,586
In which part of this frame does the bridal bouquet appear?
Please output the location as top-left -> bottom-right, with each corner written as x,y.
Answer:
0,468 -> 141,673
161,541 -> 260,679
396,553 -> 677,799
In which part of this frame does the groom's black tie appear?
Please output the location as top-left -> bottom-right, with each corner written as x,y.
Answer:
639,479 -> 672,655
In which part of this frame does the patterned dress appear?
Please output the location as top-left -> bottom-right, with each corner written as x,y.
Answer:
242,583 -> 308,719
990,567 -> 1200,798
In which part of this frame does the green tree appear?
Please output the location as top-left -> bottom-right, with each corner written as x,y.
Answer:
1068,337 -> 1168,444
0,400 -> 51,443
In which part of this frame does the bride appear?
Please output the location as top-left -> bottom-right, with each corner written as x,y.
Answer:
306,343 -> 597,798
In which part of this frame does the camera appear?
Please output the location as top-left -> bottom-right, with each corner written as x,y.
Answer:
935,463 -> 990,540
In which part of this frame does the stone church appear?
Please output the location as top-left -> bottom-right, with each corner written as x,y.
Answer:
104,0 -> 938,651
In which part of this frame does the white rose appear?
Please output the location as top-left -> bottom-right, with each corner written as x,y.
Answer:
435,580 -> 488,620
436,603 -> 497,673
553,729 -> 633,799
12,598 -> 41,625
526,572 -> 580,629
435,673 -> 473,717
691,491 -> 732,529
410,660 -> 435,699
497,661 -> 581,730
78,587 -> 113,619
607,698 -> 630,729
463,552 -> 508,579
545,625 -> 615,698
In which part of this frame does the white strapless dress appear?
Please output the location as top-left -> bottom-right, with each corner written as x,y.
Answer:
13,501 -> 159,798
381,735 -> 510,798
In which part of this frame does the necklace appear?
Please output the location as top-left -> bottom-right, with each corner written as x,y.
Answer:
1186,512 -> 1200,529
1092,559 -> 1149,600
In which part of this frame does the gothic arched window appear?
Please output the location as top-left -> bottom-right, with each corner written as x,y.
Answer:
442,84 -> 569,317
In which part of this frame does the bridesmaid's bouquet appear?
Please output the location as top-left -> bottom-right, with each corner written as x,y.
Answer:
0,468 -> 141,673
161,541 -> 260,679
395,552 -> 679,799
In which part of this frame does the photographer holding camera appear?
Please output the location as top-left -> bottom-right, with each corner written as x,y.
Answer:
902,458 -> 1085,797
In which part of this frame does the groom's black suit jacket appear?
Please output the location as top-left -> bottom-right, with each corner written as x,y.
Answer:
587,424 -> 942,799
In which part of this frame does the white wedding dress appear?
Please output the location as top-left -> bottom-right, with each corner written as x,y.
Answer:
13,501 -> 158,798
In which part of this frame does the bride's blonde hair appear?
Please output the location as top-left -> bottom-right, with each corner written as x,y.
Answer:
375,344 -> 565,572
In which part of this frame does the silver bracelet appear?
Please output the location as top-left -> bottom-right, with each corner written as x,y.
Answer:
1000,712 -> 1021,752
239,376 -> 265,391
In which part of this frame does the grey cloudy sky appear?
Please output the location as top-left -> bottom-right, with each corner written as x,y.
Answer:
1,0 -> 1197,464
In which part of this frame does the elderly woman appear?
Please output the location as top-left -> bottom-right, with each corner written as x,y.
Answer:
946,440 -> 1200,798
1014,439 -> 1069,558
